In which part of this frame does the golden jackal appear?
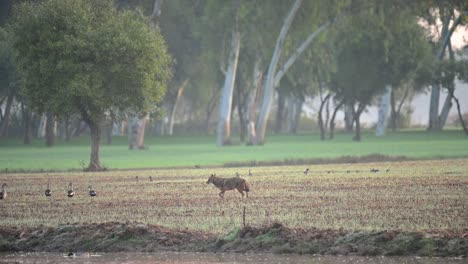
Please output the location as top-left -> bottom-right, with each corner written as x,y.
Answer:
206,174 -> 250,198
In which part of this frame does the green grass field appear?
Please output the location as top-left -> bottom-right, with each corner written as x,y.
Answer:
0,130 -> 467,171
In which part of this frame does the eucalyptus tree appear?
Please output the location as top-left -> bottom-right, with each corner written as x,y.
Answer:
254,0 -> 346,145
374,5 -> 432,136
331,10 -> 388,141
422,1 -> 468,130
10,0 -> 171,171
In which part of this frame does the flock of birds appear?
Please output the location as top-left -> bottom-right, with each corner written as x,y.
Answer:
303,167 -> 390,175
0,181 -> 96,200
0,167 -> 391,200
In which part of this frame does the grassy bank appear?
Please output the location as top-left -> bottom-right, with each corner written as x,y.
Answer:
1,222 -> 466,257
0,130 -> 467,171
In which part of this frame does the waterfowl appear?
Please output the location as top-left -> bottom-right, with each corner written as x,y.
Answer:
370,168 -> 379,173
67,183 -> 75,198
88,185 -> 96,197
149,176 -> 153,182
45,180 -> 52,197
0,183 -> 7,199
248,169 -> 252,176
304,168 -> 310,175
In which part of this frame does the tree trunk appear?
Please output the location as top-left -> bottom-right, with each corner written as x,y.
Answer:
235,84 -> 247,142
128,116 -> 148,149
329,100 -> 344,140
255,0 -> 302,145
37,114 -> 47,138
286,95 -> 295,133
22,104 -> 32,145
292,97 -> 303,134
167,80 -> 188,135
439,40 -> 456,130
45,112 -> 55,147
353,104 -> 365,142
87,120 -> 101,171
0,92 -> 14,137
106,119 -> 113,145
376,85 -> 392,136
64,117 -> 72,142
318,93 -> 331,140
439,93 -> 452,129
275,91 -> 286,133
246,58 -> 262,145
354,112 -> 361,142
391,85 -> 410,132
344,103 -> 354,132
216,28 -> 240,146
151,0 -> 163,24
449,88 -> 468,135
428,11 -> 462,131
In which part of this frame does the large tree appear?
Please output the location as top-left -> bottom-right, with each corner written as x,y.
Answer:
10,0 -> 171,171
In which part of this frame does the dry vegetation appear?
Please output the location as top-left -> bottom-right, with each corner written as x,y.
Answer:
0,159 -> 466,234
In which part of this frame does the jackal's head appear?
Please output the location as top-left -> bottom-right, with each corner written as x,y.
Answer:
207,174 -> 216,184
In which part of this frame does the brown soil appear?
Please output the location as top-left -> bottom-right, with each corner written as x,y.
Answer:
0,222 -> 466,257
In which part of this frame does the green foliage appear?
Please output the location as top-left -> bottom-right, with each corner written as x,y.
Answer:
330,3 -> 432,106
9,0 -> 171,121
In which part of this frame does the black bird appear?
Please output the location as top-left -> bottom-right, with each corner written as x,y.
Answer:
370,168 -> 379,173
0,183 -> 7,200
149,176 -> 153,182
45,179 -> 52,197
304,168 -> 310,175
67,183 -> 75,198
88,185 -> 96,197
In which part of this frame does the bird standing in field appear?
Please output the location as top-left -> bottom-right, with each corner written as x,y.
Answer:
88,185 -> 96,197
370,168 -> 379,173
304,168 -> 310,175
248,169 -> 252,176
45,180 -> 52,197
0,183 -> 7,199
67,183 -> 75,198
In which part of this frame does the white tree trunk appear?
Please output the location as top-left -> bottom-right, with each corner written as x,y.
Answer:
376,85 -> 392,136
255,0 -> 302,145
167,80 -> 188,136
128,115 -> 148,149
216,29 -> 241,146
37,113 -> 47,138
247,57 -> 262,145
273,23 -> 330,86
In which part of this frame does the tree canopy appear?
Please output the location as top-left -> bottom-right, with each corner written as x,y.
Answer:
10,0 -> 172,170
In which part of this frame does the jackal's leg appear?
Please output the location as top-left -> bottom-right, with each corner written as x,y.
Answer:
219,190 -> 225,198
237,188 -> 244,197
